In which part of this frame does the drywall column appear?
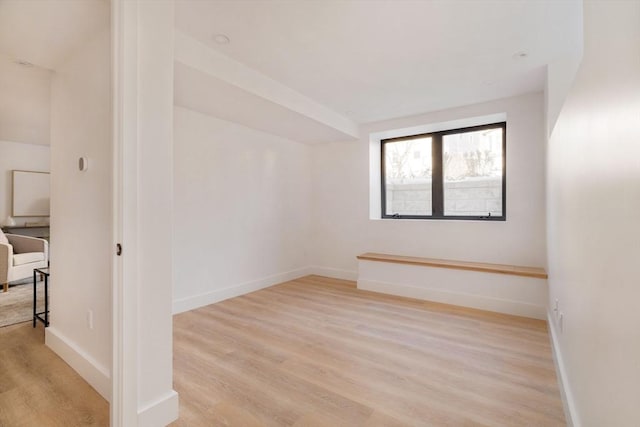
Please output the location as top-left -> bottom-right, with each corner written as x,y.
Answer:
113,0 -> 177,426
544,2 -> 583,137
546,1 -> 640,425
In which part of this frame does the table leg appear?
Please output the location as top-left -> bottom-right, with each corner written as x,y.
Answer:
33,270 -> 37,328
44,274 -> 49,327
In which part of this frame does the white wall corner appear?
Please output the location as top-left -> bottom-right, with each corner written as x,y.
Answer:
45,327 -> 111,401
308,266 -> 358,281
137,390 -> 179,427
547,311 -> 581,427
544,1 -> 583,137
545,52 -> 583,137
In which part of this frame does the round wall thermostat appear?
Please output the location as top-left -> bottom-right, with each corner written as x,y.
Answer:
79,157 -> 89,171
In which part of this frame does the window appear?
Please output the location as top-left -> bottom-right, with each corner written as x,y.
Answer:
381,122 -> 506,220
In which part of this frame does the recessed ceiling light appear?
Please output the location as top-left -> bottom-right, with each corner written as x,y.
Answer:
213,34 -> 230,45
513,51 -> 528,60
14,60 -> 34,67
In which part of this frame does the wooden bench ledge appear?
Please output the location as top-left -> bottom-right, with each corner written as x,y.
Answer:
357,252 -> 547,279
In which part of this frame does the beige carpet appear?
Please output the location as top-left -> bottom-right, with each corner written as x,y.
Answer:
0,280 -> 45,328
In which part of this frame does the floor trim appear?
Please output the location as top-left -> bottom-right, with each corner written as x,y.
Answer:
547,310 -> 581,427
172,267 -> 311,314
138,390 -> 179,427
45,326 -> 111,401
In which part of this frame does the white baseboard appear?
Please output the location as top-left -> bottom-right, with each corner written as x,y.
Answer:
172,267 -> 312,314
307,266 -> 358,281
45,327 -> 111,401
138,390 -> 179,427
358,279 -> 547,319
547,311 -> 580,427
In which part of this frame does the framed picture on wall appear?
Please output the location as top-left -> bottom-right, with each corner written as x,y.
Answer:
12,170 -> 50,217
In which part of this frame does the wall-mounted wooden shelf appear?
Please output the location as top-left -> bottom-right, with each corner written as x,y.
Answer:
357,252 -> 547,279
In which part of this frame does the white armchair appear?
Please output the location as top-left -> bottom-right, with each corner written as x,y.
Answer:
0,233 -> 49,292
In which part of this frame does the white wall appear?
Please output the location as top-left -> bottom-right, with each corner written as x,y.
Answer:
0,140 -> 50,225
173,106 -> 312,313
546,54 -> 582,137
545,2 -> 584,137
47,12 -> 111,399
0,55 -> 51,146
311,92 -> 547,278
546,1 -> 640,426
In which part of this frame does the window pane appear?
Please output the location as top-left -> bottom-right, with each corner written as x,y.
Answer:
384,137 -> 432,216
443,128 -> 503,217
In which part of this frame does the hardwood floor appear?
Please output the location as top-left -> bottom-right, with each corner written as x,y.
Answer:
0,322 -> 109,426
172,275 -> 565,426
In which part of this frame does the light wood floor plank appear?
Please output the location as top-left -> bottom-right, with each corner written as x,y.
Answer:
172,275 -> 565,426
0,323 -> 109,426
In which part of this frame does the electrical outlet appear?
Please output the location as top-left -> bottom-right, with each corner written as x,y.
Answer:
87,309 -> 94,330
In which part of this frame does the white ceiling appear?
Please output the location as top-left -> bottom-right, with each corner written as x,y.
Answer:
176,0 -> 582,124
0,0 -> 108,70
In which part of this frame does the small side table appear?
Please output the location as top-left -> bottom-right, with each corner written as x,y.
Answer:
33,267 -> 50,327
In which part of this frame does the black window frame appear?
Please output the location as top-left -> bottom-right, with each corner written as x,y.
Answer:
381,122 -> 506,221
